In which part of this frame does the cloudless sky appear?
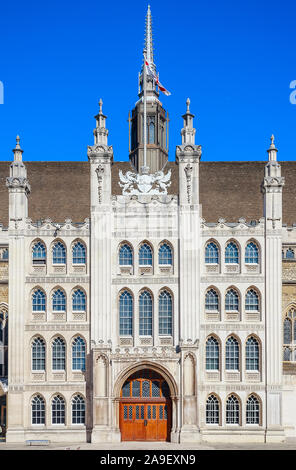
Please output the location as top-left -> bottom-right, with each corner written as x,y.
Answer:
0,0 -> 295,163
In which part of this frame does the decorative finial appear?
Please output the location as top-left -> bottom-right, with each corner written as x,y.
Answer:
99,98 -> 103,114
267,133 -> 278,161
186,98 -> 191,113
16,135 -> 20,148
13,134 -> 23,161
270,134 -> 275,148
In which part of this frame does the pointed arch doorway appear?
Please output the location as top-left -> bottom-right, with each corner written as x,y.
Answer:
119,369 -> 172,441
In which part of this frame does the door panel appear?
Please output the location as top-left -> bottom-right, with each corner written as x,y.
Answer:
120,402 -> 171,441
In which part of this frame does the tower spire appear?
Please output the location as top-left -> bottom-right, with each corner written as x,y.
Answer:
145,5 -> 155,69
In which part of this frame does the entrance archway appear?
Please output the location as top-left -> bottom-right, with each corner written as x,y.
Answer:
119,369 -> 172,441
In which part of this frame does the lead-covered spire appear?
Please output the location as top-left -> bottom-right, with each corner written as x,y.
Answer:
145,5 -> 155,72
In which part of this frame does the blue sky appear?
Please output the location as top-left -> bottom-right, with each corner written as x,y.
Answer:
0,0 -> 295,162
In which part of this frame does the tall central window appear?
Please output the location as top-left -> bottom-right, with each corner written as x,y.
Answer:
226,336 -> 239,370
139,243 -> 152,266
52,241 -> 66,264
225,241 -> 239,264
52,337 -> 66,370
52,289 -> 66,312
139,291 -> 153,336
158,291 -> 172,336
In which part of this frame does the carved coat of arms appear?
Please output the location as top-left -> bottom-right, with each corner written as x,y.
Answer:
119,169 -> 171,195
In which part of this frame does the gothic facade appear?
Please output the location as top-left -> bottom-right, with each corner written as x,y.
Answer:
1,6 -> 296,444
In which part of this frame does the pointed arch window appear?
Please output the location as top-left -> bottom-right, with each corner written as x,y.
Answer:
284,347 -> 292,361
52,289 -> 66,312
52,395 -> 65,424
284,317 -> 292,345
245,289 -> 259,311
226,336 -> 239,370
205,242 -> 219,264
32,337 -> 46,371
139,243 -> 152,266
119,244 -> 133,266
246,336 -> 259,370
225,242 -> 239,264
32,289 -> 46,312
206,395 -> 220,424
226,395 -> 240,424
158,243 -> 172,265
72,337 -> 86,371
246,395 -> 260,424
158,290 -> 172,336
1,248 -> 8,260
205,289 -> 219,311
52,337 -> 66,371
148,116 -> 155,144
72,289 -> 86,312
72,395 -> 85,425
286,248 -> 295,259
72,241 -> 86,264
52,241 -> 66,264
31,395 -> 45,425
245,242 -> 259,264
119,290 -> 133,336
139,291 -> 153,336
206,336 -> 219,370
32,241 -> 46,264
225,289 -> 239,311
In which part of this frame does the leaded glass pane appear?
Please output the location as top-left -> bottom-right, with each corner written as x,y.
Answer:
246,395 -> 260,424
132,380 -> 141,397
52,289 -> 66,312
284,318 -> 292,344
147,405 -> 151,419
159,405 -> 163,420
52,337 -> 65,370
226,336 -> 239,370
135,405 -> 140,419
124,405 -> 128,420
32,289 -> 46,312
225,242 -> 239,264
129,406 -> 133,419
119,244 -> 133,266
72,395 -> 85,424
158,243 -> 172,265
246,337 -> 259,370
32,395 -> 45,425
139,291 -> 152,336
206,395 -> 219,424
139,243 -> 152,266
226,395 -> 239,424
152,405 -> 156,419
151,381 -> 160,397
284,347 -> 291,361
52,395 -> 65,424
119,291 -> 133,336
142,380 -> 150,397
225,289 -> 239,311
32,242 -> 46,264
140,405 -> 144,419
245,242 -> 259,264
72,289 -> 86,312
159,291 -> 172,336
72,242 -> 86,264
122,381 -> 130,397
245,289 -> 259,311
205,242 -> 219,264
52,241 -> 66,264
32,337 -> 45,371
206,336 -> 219,370
72,337 -> 86,371
205,289 -> 219,311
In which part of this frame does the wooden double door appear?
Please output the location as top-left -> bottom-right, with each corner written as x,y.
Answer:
120,401 -> 171,441
119,370 -> 172,441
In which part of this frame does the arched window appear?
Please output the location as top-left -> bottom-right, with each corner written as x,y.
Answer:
286,248 -> 294,259
32,337 -> 46,371
72,395 -> 85,424
52,337 -> 66,370
139,291 -> 152,336
225,289 -> 239,311
245,289 -> 259,311
1,248 -> 8,260
139,243 -> 153,266
226,395 -> 240,424
32,241 -> 46,264
52,289 -> 66,312
72,337 -> 86,371
119,244 -> 133,266
72,241 -> 86,264
206,395 -> 220,424
72,289 -> 86,312
148,117 -> 155,144
246,336 -> 259,370
246,395 -> 260,424
31,395 -> 45,425
52,395 -> 65,424
284,347 -> 292,361
205,289 -> 219,311
245,242 -> 259,264
32,289 -> 46,312
205,242 -> 219,264
158,243 -> 172,265
119,290 -> 133,336
226,336 -> 239,370
284,317 -> 292,344
52,241 -> 66,264
225,242 -> 239,264
158,290 -> 172,336
206,337 -> 219,370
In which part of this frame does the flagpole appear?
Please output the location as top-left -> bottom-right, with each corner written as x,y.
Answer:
143,49 -> 147,172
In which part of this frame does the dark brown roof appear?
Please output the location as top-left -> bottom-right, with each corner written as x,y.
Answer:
0,160 -> 296,226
